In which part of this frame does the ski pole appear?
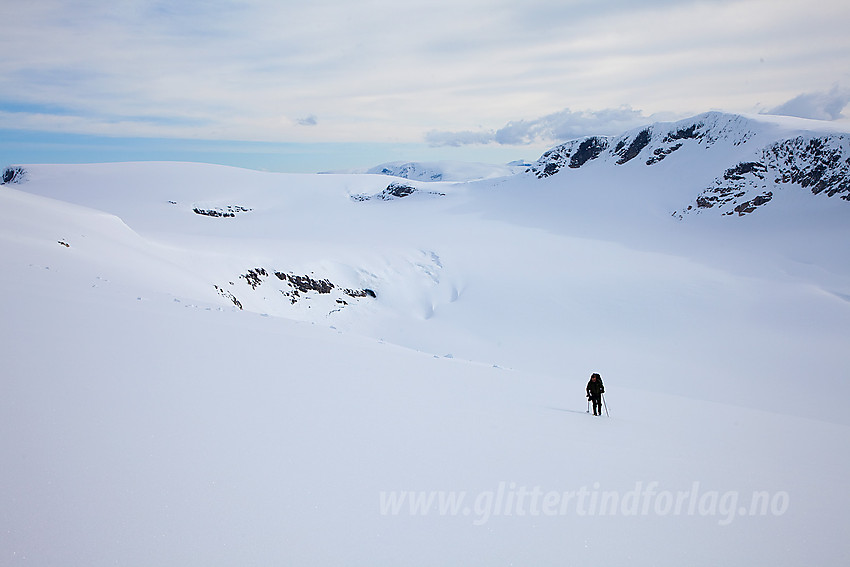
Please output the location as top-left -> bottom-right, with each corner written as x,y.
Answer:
602,393 -> 610,417
586,398 -> 590,413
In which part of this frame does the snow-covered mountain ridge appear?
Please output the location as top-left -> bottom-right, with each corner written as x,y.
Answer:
528,111 -> 850,217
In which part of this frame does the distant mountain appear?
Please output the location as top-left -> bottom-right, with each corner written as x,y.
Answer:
527,111 -> 850,217
358,160 -> 527,182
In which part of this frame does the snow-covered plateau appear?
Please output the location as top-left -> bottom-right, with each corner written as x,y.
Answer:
1,112 -> 849,566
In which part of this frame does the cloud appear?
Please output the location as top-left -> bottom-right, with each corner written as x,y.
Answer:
297,115 -> 318,126
3,0 -> 850,148
426,106 -> 656,146
423,129 -> 498,147
766,86 -> 850,121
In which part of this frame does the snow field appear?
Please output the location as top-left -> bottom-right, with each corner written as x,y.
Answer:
1,129 -> 849,565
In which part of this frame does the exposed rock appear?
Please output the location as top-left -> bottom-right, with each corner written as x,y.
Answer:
692,161 -> 769,214
734,192 -> 774,215
645,143 -> 683,165
569,137 -> 609,168
353,182 -> 445,201
2,166 -> 26,185
214,285 -> 242,310
528,137 -> 609,178
193,205 -> 252,218
663,124 -> 701,143
725,161 -> 768,181
615,128 -> 652,165
241,268 -> 268,290
344,288 -> 376,299
767,135 -> 850,200
681,134 -> 850,216
228,264 -> 377,314
275,271 -> 335,295
381,182 -> 416,199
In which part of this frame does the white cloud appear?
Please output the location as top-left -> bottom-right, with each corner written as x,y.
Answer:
426,107 -> 660,146
766,86 -> 850,121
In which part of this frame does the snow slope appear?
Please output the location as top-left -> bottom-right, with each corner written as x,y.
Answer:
2,113 -> 849,566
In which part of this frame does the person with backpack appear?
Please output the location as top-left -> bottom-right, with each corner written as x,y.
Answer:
586,373 -> 605,416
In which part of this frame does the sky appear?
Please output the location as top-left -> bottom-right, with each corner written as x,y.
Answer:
2,0 -> 850,172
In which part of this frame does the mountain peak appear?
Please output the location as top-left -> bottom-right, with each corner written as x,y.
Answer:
528,112 -> 850,217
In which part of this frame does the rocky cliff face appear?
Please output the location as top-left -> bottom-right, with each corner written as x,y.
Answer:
682,134 -> 850,217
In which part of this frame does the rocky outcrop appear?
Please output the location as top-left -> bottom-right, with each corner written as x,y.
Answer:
275,271 -> 336,301
2,166 -> 26,185
193,205 -> 252,218
380,182 -> 417,199
241,268 -> 268,289
218,267 -> 376,312
614,128 -> 652,165
214,285 -> 243,310
767,135 -> 850,200
681,134 -> 850,216
352,182 -> 445,202
568,137 -> 609,168
694,162 -> 770,212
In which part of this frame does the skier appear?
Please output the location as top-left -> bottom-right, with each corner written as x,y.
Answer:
586,373 -> 604,416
